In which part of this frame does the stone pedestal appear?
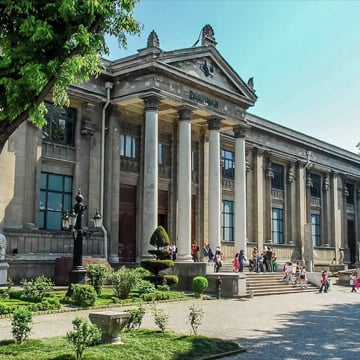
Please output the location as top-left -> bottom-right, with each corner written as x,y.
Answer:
89,311 -> 130,344
0,262 -> 9,285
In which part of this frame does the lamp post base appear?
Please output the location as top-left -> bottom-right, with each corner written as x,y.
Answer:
66,267 -> 87,297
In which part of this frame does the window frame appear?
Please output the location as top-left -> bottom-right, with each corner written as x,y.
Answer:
221,149 -> 235,180
271,207 -> 284,244
311,213 -> 321,246
222,200 -> 234,241
271,163 -> 284,190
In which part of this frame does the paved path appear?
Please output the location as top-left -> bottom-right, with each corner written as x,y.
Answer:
0,284 -> 359,359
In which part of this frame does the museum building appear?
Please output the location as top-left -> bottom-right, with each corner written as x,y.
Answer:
1,25 -> 360,281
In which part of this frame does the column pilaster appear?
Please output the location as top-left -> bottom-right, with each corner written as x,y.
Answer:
177,106 -> 193,261
234,123 -> 250,254
207,116 -> 222,249
141,95 -> 160,259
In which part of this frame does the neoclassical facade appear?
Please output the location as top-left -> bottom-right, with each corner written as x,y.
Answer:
1,25 -> 360,281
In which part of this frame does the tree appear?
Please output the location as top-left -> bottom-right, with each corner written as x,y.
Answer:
0,0 -> 141,153
140,226 -> 175,288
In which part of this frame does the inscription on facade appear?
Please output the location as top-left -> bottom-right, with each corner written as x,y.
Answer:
189,90 -> 218,108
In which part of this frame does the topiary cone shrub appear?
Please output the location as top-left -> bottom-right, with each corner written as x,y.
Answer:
192,276 -> 208,298
140,226 -> 174,288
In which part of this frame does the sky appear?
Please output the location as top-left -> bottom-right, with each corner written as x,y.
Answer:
106,0 -> 360,153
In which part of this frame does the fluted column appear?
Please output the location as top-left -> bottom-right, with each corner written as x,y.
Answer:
234,124 -> 249,253
264,154 -> 273,243
254,148 -> 264,247
297,161 -> 306,262
322,173 -> 331,246
177,107 -> 193,261
208,117 -> 222,249
330,171 -> 342,263
141,95 -> 160,258
287,162 -> 296,245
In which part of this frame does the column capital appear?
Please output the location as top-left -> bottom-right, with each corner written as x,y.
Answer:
178,106 -> 194,121
142,94 -> 161,112
233,123 -> 251,138
207,116 -> 222,130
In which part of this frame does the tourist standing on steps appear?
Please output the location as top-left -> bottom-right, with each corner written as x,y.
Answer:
350,271 -> 357,293
238,250 -> 246,272
233,253 -> 240,272
214,246 -> 223,272
191,242 -> 200,262
266,246 -> 273,272
300,265 -> 307,288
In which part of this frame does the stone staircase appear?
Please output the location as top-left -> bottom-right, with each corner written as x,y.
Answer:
220,262 -> 317,296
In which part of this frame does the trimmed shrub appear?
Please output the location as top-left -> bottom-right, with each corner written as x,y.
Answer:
125,305 -> 146,330
0,303 -> 11,315
11,307 -> 33,343
108,268 -> 140,300
141,291 -> 172,302
192,276 -> 208,297
66,317 -> 102,360
86,263 -> 109,295
71,284 -> 97,307
20,275 -> 53,302
136,279 -> 155,295
163,274 -> 179,286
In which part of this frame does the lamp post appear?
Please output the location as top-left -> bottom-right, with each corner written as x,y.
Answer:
62,189 -> 102,296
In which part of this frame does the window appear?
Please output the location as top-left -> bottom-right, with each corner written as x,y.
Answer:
42,102 -> 76,146
221,149 -> 235,180
120,123 -> 140,160
158,134 -> 171,166
311,213 -> 321,246
39,173 -> 73,230
271,163 -> 284,190
272,208 -> 284,244
222,200 -> 234,241
310,174 -> 321,198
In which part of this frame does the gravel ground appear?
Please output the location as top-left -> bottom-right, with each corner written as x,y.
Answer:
0,284 -> 359,359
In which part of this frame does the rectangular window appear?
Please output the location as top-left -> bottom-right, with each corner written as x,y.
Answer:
120,123 -> 140,160
221,149 -> 235,180
158,142 -> 170,166
222,200 -> 234,241
39,173 -> 73,230
271,163 -> 284,190
271,208 -> 284,244
311,213 -> 321,246
310,174 -> 321,198
42,102 -> 76,146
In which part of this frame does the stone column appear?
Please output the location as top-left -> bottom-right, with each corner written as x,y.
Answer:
177,107 -> 193,261
287,162 -> 296,245
234,124 -> 249,254
141,95 -> 160,258
304,171 -> 314,269
207,117 -> 222,249
322,173 -> 331,247
264,154 -> 273,244
342,178 -> 349,263
356,189 -> 360,263
297,162 -> 306,262
330,171 -> 342,263
254,148 -> 264,248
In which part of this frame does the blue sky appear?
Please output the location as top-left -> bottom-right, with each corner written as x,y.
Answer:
106,0 -> 360,153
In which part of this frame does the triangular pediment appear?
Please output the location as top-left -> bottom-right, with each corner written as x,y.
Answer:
158,46 -> 257,107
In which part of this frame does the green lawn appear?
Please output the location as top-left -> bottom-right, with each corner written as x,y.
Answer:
0,330 -> 244,360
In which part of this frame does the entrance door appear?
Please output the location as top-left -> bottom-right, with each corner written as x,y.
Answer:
119,185 -> 137,263
348,219 -> 356,264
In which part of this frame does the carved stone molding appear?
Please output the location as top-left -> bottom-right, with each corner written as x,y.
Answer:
147,30 -> 160,48
287,162 -> 296,183
323,174 -> 330,191
81,102 -> 96,136
207,116 -> 221,131
178,106 -> 193,122
233,123 -> 250,138
143,95 -> 160,112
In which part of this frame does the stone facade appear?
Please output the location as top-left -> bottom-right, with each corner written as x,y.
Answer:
1,25 -> 360,281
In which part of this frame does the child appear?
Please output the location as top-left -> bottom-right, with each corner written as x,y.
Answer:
233,253 -> 240,272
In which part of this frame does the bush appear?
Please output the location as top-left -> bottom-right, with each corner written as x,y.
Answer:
86,264 -> 109,295
0,303 -> 11,315
136,280 -> 155,295
192,276 -> 208,297
11,307 -> 33,343
66,317 -> 102,360
152,302 -> 168,333
125,305 -> 146,330
108,268 -> 140,300
20,275 -> 53,302
71,284 -> 97,307
163,274 -> 179,286
188,304 -> 204,335
141,290 -> 172,302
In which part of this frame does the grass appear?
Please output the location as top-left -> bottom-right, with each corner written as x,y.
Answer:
0,329 -> 243,360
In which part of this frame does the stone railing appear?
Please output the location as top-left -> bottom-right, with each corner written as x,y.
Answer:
120,158 -> 140,173
311,197 -> 321,207
271,189 -> 284,200
222,178 -> 234,191
42,142 -> 76,162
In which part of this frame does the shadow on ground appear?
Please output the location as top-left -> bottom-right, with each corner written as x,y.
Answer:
233,302 -> 360,360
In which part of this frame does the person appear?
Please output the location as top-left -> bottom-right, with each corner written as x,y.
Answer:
258,253 -> 265,273
272,253 -> 278,272
238,250 -> 246,272
214,246 -> 223,272
249,247 -> 258,272
294,262 -> 301,285
350,271 -> 357,293
319,270 -> 328,293
203,243 -> 214,262
169,242 -> 177,261
299,265 -> 307,288
284,262 -> 293,284
233,253 -> 240,272
266,246 -> 273,272
191,243 -> 200,262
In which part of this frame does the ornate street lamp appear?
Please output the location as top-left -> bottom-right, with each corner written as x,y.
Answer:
62,189 -> 101,295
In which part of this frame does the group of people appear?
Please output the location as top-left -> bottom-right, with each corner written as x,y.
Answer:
282,262 -> 308,288
244,246 -> 278,273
